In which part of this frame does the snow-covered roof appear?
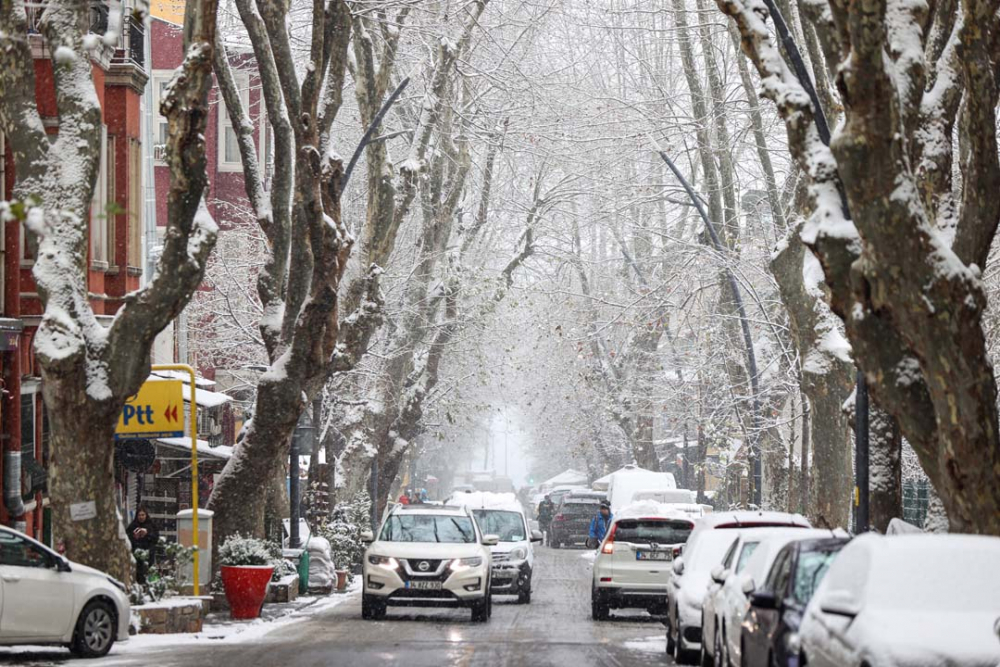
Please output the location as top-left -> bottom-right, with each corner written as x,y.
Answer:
541,469 -> 589,487
695,510 -> 811,530
156,437 -> 233,460
151,370 -> 217,388
146,375 -> 233,408
446,491 -> 522,513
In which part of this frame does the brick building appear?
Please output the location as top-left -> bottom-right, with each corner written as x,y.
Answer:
1,3 -> 148,542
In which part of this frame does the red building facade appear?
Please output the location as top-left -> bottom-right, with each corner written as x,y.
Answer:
1,7 -> 148,542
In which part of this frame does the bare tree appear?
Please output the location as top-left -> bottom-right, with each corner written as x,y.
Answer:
0,0 -> 220,578
722,0 -> 1000,533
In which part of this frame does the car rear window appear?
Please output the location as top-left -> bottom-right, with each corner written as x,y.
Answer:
613,519 -> 693,545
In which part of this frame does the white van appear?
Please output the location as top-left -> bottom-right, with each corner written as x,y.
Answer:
606,465 -> 677,512
446,491 -> 543,604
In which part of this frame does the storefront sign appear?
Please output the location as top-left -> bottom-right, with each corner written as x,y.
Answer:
115,380 -> 185,440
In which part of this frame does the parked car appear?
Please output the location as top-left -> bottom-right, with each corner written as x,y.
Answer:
667,512 -> 811,664
447,491 -> 543,603
591,504 -> 695,620
550,496 -> 603,548
704,529 -> 846,667
799,533 -> 1000,667
0,526 -> 130,658
740,536 -> 849,667
361,504 -> 498,622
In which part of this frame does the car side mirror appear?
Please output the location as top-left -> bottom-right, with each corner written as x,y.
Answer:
741,575 -> 756,595
749,590 -> 778,609
530,529 -> 543,543
482,534 -> 500,547
360,530 -> 374,544
672,557 -> 685,575
710,564 -> 728,584
819,590 -> 861,617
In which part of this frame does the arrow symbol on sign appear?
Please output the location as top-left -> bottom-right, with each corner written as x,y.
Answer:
164,405 -> 179,423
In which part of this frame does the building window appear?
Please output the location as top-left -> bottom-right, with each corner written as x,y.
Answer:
90,125 -> 113,268
128,138 -> 143,269
218,70 -> 250,172
151,70 -> 173,164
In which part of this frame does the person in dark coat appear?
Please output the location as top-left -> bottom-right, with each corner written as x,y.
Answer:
537,495 -> 555,543
126,506 -> 159,584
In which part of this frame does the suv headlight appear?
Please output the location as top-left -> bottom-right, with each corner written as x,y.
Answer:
509,546 -> 527,561
367,555 -> 399,569
449,557 -> 483,571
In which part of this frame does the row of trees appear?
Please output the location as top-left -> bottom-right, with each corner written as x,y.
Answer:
2,0 -> 998,581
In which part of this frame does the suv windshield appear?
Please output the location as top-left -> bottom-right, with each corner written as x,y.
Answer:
379,514 -> 476,543
472,510 -> 525,542
614,519 -> 693,545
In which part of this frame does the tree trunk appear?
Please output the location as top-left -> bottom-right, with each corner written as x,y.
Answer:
869,406 -> 902,532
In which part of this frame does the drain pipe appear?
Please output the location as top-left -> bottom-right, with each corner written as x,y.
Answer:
3,211 -> 25,530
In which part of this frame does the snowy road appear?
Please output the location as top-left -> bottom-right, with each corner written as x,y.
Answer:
0,545 -> 673,667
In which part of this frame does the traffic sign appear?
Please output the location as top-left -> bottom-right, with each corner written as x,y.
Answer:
115,380 -> 185,440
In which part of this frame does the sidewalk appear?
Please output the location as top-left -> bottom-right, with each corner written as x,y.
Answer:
116,581 -> 362,654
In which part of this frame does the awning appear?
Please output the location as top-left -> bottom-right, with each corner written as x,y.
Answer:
155,437 -> 233,460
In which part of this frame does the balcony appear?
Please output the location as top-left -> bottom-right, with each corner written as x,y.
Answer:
111,13 -> 145,69
26,1 -> 112,35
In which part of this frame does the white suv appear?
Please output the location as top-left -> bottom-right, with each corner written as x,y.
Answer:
591,508 -> 695,620
0,526 -> 130,658
362,504 -> 497,622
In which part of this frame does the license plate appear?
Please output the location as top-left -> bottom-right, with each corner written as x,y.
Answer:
636,551 -> 670,561
406,580 -> 443,590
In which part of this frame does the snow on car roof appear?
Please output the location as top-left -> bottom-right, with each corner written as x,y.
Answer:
445,491 -> 523,513
695,510 -> 811,529
615,500 -> 697,522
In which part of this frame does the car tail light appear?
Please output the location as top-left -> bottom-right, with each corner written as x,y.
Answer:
554,514 -> 566,521
601,523 -> 617,554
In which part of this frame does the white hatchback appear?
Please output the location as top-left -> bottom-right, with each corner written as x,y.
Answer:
362,504 -> 497,622
0,526 -> 131,658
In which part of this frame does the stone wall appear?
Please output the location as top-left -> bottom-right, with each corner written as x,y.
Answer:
133,599 -> 206,634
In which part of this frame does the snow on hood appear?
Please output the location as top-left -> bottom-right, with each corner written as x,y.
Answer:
366,542 -> 484,559
857,610 -> 1000,667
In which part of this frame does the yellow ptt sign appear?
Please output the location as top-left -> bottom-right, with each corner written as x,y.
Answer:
115,380 -> 185,440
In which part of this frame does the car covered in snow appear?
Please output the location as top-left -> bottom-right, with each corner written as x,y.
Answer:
361,503 -> 497,622
0,526 -> 130,658
798,533 -> 1000,667
702,528 -> 847,667
739,535 -> 850,667
591,501 -> 695,620
446,492 -> 542,603
666,511 -> 811,664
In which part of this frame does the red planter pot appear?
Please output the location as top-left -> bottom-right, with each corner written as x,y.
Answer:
220,565 -> 274,620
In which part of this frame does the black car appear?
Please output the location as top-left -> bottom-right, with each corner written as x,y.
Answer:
740,537 -> 849,667
548,497 -> 602,548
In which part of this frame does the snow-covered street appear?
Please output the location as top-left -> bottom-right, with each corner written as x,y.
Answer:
0,547 -> 672,667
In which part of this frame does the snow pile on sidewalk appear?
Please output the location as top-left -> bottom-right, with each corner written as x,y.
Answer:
307,535 -> 336,590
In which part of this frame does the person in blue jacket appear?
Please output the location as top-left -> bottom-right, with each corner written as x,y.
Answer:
589,502 -> 613,546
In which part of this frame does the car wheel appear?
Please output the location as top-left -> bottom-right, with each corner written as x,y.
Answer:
675,626 -> 699,665
518,586 -> 531,604
591,589 -> 609,621
361,594 -> 385,620
70,599 -> 117,658
471,595 -> 490,623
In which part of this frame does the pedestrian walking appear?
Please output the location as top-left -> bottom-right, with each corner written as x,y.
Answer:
588,502 -> 613,548
537,494 -> 555,544
397,491 -> 410,505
